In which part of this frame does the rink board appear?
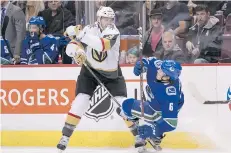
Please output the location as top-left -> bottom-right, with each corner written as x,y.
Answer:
1,65 -> 231,148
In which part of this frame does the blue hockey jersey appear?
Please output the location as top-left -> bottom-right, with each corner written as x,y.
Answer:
1,36 -> 12,65
143,57 -> 184,128
20,35 -> 59,64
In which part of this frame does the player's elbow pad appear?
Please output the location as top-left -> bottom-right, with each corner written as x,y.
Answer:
80,33 -> 111,52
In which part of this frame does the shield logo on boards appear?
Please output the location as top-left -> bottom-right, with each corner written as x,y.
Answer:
84,86 -> 114,122
227,86 -> 231,111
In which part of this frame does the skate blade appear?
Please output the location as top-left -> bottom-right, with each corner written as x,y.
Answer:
147,139 -> 162,151
58,149 -> 64,153
153,146 -> 162,151
137,146 -> 147,153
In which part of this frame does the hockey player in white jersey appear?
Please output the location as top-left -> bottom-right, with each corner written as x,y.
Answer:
57,6 -> 132,152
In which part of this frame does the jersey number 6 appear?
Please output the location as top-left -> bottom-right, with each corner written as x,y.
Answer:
169,103 -> 173,111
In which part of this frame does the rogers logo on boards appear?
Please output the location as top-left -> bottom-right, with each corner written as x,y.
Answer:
0,80 -> 76,114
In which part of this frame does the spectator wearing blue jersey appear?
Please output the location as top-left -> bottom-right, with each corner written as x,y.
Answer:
20,16 -> 59,64
0,36 -> 13,65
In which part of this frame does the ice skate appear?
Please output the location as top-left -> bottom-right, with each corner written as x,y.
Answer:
149,135 -> 165,151
134,135 -> 147,153
57,135 -> 70,152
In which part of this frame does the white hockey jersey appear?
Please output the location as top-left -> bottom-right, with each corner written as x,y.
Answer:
71,22 -> 121,79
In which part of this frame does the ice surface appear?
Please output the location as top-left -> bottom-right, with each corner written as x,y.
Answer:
1,147 -> 230,153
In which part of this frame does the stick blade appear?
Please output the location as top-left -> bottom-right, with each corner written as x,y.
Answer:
203,100 -> 230,104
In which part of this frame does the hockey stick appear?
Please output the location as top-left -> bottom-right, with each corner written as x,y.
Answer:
138,1 -> 146,122
82,61 -> 121,107
204,100 -> 230,104
137,2 -> 163,151
72,55 -> 121,107
188,82 -> 230,104
187,82 -> 206,104
81,60 -> 161,149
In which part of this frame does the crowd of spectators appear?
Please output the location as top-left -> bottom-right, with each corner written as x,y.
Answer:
1,0 -> 231,65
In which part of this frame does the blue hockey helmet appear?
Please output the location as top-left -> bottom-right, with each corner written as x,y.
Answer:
29,16 -> 46,28
161,60 -> 182,80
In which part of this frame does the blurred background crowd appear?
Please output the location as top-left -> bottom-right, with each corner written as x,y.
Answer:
1,0 -> 231,65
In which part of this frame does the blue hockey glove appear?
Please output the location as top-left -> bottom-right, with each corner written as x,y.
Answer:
133,59 -> 148,76
29,32 -> 40,52
134,61 -> 142,76
58,36 -> 70,48
138,124 -> 156,140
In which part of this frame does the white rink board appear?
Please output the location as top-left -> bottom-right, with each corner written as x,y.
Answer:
1,65 -> 231,149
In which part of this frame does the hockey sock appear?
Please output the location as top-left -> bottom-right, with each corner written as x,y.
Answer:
116,107 -> 138,136
62,112 -> 81,137
128,122 -> 138,136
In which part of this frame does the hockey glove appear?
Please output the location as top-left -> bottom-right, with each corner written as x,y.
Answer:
29,32 -> 40,52
58,36 -> 70,48
138,123 -> 156,140
73,49 -> 86,65
133,59 -> 148,76
64,25 -> 82,40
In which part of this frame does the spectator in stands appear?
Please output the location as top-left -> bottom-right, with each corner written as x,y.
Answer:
11,0 -> 26,13
192,1 -> 227,16
0,36 -> 13,64
25,1 -> 45,29
105,1 -> 138,35
224,1 -> 231,18
96,0 -> 106,9
20,16 -> 58,65
62,1 -> 76,17
145,0 -> 165,30
159,30 -> 187,63
119,50 -> 127,64
126,46 -> 139,64
38,0 -> 75,36
160,0 -> 191,37
186,4 -> 223,63
1,0 -> 26,64
38,0 -> 75,64
143,8 -> 164,58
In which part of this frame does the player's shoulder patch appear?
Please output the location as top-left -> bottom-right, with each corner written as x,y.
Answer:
46,34 -> 55,38
44,35 -> 57,43
166,86 -> 177,96
153,59 -> 162,68
145,57 -> 156,60
103,34 -> 119,40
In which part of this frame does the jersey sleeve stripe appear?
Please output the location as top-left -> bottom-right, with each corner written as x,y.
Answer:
69,40 -> 84,50
100,38 -> 112,51
100,38 -> 105,51
163,118 -> 178,128
103,38 -> 111,51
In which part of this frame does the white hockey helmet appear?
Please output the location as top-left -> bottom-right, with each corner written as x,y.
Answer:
97,6 -> 115,19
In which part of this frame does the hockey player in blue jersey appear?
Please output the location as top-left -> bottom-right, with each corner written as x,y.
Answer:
1,36 -> 13,65
119,58 -> 184,151
20,16 -> 59,64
